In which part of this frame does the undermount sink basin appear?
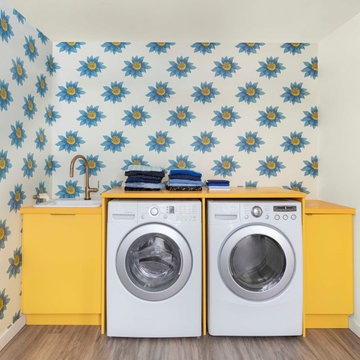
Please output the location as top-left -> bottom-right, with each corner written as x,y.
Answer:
34,199 -> 101,208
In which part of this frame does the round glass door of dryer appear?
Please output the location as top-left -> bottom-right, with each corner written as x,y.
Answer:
219,225 -> 295,301
116,223 -> 192,301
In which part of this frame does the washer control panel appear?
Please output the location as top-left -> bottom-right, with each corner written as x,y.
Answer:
140,202 -> 200,222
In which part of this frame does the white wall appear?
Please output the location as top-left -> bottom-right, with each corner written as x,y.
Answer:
319,13 -> 360,336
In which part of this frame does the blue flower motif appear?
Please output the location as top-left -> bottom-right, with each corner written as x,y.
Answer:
0,11 -> 13,42
257,57 -> 285,79
168,155 -> 195,170
302,57 -> 318,79
101,131 -> 129,153
102,81 -> 129,103
212,155 -> 240,178
245,181 -> 258,187
77,105 -> 105,127
35,181 -> 47,203
283,181 -> 309,194
302,156 -> 318,178
45,55 -> 60,76
9,121 -> 26,148
302,106 -> 318,128
56,42 -> 85,54
101,42 -> 130,54
77,56 -> 106,78
0,219 -> 11,249
23,36 -> 38,62
167,106 -> 195,127
7,248 -> 22,279
147,42 -> 175,54
212,106 -> 240,128
257,106 -> 285,128
22,153 -> 37,178
147,82 -> 174,104
167,56 -> 195,78
0,289 -> 10,319
212,57 -> 240,78
192,82 -> 219,104
76,155 -> 105,177
281,82 -> 309,104
44,155 -> 60,176
35,128 -> 47,151
281,131 -> 309,154
37,29 -> 48,44
35,74 -> 47,97
257,155 -> 285,178
8,184 -> 26,212
123,56 -> 151,78
122,105 -> 150,127
103,180 -> 123,192
56,131 -> 85,153
281,43 -> 309,55
191,131 -> 219,153
0,150 -> 12,181
13,9 -> 25,23
191,42 -> 219,55
236,43 -> 264,55
56,180 -> 84,198
236,131 -> 264,153
56,81 -> 85,103
44,105 -> 61,126
10,58 -> 27,86
146,131 -> 174,153
0,80 -> 13,111
122,155 -> 149,170
22,95 -> 37,119
236,82 -> 264,104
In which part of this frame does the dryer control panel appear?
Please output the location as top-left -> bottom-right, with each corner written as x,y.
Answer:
241,202 -> 299,222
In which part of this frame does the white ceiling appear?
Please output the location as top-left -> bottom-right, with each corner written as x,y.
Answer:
7,0 -> 360,42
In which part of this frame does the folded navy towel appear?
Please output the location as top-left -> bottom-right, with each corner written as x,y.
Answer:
125,170 -> 165,178
166,185 -> 202,191
207,180 -> 230,185
170,169 -> 202,178
169,179 -> 203,186
126,176 -> 162,184
169,174 -> 201,181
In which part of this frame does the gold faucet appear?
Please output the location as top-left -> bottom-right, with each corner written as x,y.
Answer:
69,155 -> 99,200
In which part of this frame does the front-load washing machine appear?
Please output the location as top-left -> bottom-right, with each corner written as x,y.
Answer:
107,200 -> 202,337
208,200 -> 303,336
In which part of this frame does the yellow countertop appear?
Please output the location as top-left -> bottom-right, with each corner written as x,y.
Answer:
101,186 -> 306,199
20,205 -> 102,214
305,200 -> 355,214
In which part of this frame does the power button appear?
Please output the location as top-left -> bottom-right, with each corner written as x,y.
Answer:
150,207 -> 159,216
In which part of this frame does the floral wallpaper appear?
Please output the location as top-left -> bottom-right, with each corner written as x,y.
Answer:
0,0 -> 52,337
51,41 -> 318,197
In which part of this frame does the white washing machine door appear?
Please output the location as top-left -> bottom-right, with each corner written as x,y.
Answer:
116,223 -> 192,301
219,224 -> 295,301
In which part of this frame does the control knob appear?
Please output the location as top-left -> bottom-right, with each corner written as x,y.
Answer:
251,206 -> 263,218
150,207 -> 159,216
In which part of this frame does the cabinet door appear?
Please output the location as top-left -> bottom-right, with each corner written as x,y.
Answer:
22,213 -> 101,314
304,214 -> 353,314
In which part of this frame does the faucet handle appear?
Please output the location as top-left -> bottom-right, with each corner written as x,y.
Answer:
89,181 -> 99,194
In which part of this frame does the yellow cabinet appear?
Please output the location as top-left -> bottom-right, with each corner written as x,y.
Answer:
21,207 -> 102,325
304,200 -> 355,328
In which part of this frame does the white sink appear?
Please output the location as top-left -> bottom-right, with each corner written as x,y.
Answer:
34,199 -> 101,208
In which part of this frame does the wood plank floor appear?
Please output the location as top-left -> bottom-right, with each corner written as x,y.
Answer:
1,326 -> 360,360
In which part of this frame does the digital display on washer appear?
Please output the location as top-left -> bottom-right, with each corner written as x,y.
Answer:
273,205 -> 297,212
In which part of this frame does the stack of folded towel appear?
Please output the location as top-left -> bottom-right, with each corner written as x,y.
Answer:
207,179 -> 230,191
167,170 -> 203,191
125,165 -> 165,191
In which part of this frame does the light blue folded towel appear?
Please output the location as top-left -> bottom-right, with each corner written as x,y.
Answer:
125,182 -> 165,189
169,179 -> 203,186
126,165 -> 165,173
